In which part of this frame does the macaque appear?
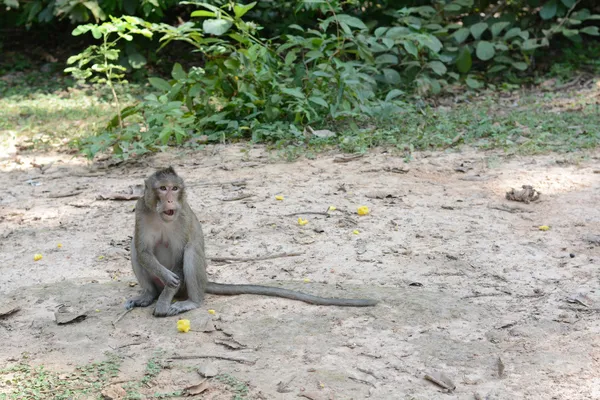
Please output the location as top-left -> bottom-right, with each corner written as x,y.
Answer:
126,167 -> 377,317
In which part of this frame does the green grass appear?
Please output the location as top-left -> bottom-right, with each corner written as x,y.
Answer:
0,71 -> 141,152
1,69 -> 599,158
332,89 -> 600,155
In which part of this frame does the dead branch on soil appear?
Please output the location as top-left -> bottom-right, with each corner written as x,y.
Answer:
191,179 -> 248,187
48,190 -> 83,198
169,354 -> 257,365
208,251 -> 303,263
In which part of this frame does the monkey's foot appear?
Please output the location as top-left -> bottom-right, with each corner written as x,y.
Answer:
125,293 -> 157,309
153,300 -> 199,317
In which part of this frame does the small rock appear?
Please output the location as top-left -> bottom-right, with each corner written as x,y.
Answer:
101,385 -> 126,399
198,363 -> 218,378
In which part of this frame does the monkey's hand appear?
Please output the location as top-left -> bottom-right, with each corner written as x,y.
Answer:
161,268 -> 181,288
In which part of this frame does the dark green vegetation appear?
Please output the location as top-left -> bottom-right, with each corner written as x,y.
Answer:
1,0 -> 600,159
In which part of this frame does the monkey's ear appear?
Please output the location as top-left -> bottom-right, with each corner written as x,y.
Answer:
164,166 -> 176,175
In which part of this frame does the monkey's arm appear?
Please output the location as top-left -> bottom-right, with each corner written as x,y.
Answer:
205,282 -> 377,307
137,249 -> 180,287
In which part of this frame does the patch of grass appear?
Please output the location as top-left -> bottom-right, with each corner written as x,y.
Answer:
0,352 -> 122,400
0,70 -> 145,152
330,89 -> 600,155
216,373 -> 250,400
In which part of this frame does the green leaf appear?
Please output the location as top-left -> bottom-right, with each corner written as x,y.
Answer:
444,3 -> 461,12
375,54 -> 398,65
470,22 -> 488,40
415,34 -> 443,53
148,77 -> 172,92
284,52 -> 297,66
72,25 -> 92,36
91,26 -> 102,39
465,77 -> 482,89
488,65 -> 507,74
580,26 -> 600,36
521,39 -> 541,51
335,14 -> 368,30
491,22 -> 511,37
202,19 -> 233,36
512,61 -> 528,71
476,41 -> 495,61
280,87 -> 305,99
385,89 -> 404,102
540,0 -> 557,20
428,61 -> 447,76
191,10 -> 216,17
504,27 -> 521,39
308,96 -> 328,107
128,52 -> 147,69
172,63 -> 187,80
561,0 -> 576,6
403,41 -> 418,58
455,47 -> 472,73
452,28 -> 470,44
385,27 -> 410,39
233,2 -> 256,18
4,0 -> 18,8
382,68 -> 401,85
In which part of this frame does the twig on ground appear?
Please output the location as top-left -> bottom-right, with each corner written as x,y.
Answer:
169,354 -> 257,364
112,308 -> 132,327
208,252 -> 303,263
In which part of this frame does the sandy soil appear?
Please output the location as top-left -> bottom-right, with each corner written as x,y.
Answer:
1,145 -> 599,399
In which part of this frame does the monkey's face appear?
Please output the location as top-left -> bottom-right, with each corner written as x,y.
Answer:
154,182 -> 183,222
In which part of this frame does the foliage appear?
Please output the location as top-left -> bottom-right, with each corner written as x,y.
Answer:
55,0 -> 600,158
2,0 -> 179,25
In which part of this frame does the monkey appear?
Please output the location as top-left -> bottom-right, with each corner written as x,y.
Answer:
125,167 -> 378,317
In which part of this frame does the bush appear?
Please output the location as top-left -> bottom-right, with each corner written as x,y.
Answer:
61,0 -> 600,158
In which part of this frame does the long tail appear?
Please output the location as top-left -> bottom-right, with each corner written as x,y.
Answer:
205,282 -> 377,307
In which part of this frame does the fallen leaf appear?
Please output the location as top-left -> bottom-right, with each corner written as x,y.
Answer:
424,371 -> 456,391
55,311 -> 87,325
183,380 -> 210,396
101,384 -> 127,399
0,302 -> 21,318
97,184 -> 144,201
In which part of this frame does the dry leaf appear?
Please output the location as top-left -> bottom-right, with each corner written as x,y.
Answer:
424,371 -> 456,391
55,311 -> 87,325
184,380 -> 210,396
0,302 -> 21,318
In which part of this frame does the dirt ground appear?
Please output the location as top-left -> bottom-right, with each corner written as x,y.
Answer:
1,145 -> 599,399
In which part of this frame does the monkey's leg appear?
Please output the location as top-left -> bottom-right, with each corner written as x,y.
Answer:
163,244 -> 205,316
153,284 -> 180,317
125,240 -> 160,309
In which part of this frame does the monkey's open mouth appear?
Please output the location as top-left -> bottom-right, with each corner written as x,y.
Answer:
164,210 -> 175,216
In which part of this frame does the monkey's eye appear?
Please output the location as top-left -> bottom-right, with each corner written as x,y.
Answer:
159,186 -> 167,191
172,186 -> 178,191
